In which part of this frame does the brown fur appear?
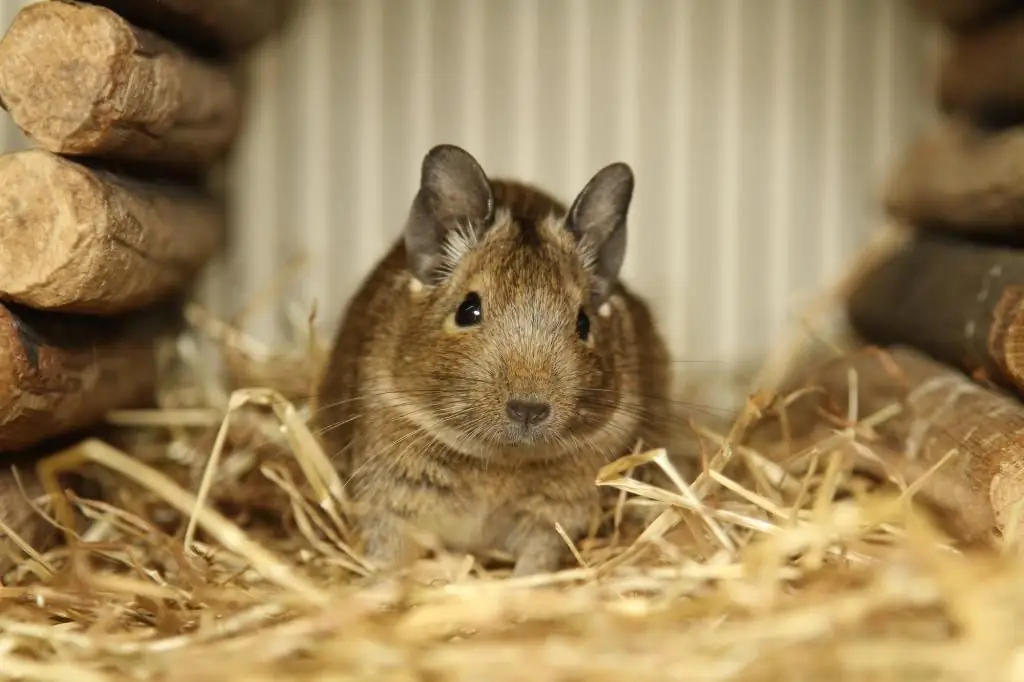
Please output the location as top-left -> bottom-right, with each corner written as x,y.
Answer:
316,146 -> 671,575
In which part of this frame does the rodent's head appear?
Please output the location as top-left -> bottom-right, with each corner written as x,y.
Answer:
386,144 -> 644,462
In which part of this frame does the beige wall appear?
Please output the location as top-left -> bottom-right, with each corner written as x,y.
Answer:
216,0 -> 937,371
0,0 -> 939,391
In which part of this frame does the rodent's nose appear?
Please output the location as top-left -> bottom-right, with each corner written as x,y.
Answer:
505,399 -> 552,427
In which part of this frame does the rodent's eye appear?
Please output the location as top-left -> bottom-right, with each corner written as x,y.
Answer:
576,307 -> 590,341
455,292 -> 483,327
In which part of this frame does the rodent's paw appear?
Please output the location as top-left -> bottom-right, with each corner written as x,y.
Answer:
510,530 -> 568,577
361,518 -> 419,573
512,544 -> 565,576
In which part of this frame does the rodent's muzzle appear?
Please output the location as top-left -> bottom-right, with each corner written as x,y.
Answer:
505,398 -> 552,427
490,334 -> 574,445
501,394 -> 554,445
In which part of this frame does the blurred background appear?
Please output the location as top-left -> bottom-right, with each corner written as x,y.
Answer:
0,0 -> 941,399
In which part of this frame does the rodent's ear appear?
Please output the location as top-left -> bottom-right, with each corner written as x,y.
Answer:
566,162 -> 634,302
404,144 -> 495,283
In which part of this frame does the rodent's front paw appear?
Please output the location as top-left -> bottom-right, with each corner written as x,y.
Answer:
360,518 -> 419,572
511,533 -> 567,576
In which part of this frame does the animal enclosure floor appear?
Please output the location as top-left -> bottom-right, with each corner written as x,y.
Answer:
0,304 -> 1020,682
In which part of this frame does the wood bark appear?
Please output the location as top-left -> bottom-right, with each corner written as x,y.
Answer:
745,346 -> 1024,544
939,10 -> 1024,128
0,1 -> 242,172
83,0 -> 294,56
885,120 -> 1024,234
0,150 -> 223,315
846,230 -> 1024,396
913,0 -> 1023,29
0,301 -> 181,452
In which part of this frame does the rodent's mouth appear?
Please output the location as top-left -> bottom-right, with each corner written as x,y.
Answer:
425,418 -> 562,457
500,422 -> 553,447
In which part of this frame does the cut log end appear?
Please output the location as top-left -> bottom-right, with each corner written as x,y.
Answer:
988,285 -> 1024,389
0,1 -> 242,170
0,1 -> 124,152
0,149 -> 224,315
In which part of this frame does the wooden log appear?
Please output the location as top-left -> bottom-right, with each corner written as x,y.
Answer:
885,120 -> 1024,234
0,301 -> 181,453
913,0 -> 1023,29
0,149 -> 223,315
939,10 -> 1024,128
745,346 -> 1024,544
83,0 -> 294,56
846,230 -> 1024,396
0,1 -> 243,172
811,347 -> 1024,542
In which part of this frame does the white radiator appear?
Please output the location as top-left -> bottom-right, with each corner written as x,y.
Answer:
0,0 -> 939,387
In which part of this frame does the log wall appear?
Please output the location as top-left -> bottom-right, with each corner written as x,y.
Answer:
0,0 -> 291,574
855,0 -> 1024,384
760,0 -> 1024,550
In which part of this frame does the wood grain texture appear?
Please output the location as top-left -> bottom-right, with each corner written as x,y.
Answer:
0,1 -> 243,172
885,120 -> 1024,234
0,301 -> 180,452
846,230 -> 1024,395
83,0 -> 295,56
939,9 -> 1024,128
987,284 -> 1024,393
0,150 -> 223,315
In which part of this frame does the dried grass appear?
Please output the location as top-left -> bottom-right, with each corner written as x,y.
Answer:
4,230 -> 1024,681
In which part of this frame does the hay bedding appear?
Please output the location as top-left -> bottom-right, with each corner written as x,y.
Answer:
2,299 -> 1023,682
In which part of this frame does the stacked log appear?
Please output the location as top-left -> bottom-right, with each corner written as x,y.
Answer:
0,0 -> 291,572
759,0 -> 1024,546
745,347 -> 1024,544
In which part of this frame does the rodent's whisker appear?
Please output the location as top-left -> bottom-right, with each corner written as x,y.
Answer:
608,358 -> 726,368
576,387 -> 734,418
312,143 -> 686,575
345,412 -> 467,490
317,405 -> 454,475
310,373 -> 500,412
312,399 -> 446,437
570,396 -> 712,440
310,386 -> 474,414
371,429 -> 442,483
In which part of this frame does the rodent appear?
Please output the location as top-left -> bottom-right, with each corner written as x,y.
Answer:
316,144 -> 672,575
